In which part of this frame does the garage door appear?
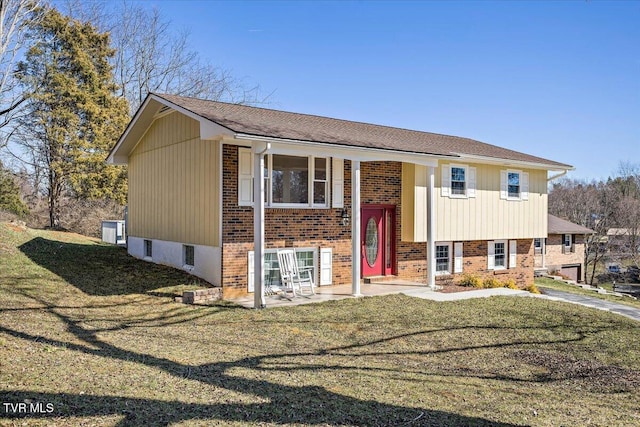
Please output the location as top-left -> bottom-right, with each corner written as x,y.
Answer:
560,265 -> 580,282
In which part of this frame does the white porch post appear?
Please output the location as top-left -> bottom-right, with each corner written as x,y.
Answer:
253,143 -> 268,309
351,160 -> 362,296
541,238 -> 546,269
426,166 -> 436,289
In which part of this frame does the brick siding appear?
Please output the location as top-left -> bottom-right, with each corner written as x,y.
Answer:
544,234 -> 587,281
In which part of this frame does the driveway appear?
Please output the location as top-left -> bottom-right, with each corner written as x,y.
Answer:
540,288 -> 640,322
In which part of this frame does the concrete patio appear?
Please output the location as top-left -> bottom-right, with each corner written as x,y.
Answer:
230,280 -> 530,308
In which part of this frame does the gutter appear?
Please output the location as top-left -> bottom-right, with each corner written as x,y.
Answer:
234,133 -> 459,162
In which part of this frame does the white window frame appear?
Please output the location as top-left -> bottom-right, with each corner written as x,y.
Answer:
534,238 -> 542,255
500,169 -> 529,201
441,164 -> 476,199
435,242 -> 452,275
248,247 -> 320,292
564,234 -> 572,248
489,240 -> 507,270
239,148 -> 331,209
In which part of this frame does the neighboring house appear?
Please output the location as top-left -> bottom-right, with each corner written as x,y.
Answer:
107,93 -> 572,305
534,214 -> 594,282
607,228 -> 640,255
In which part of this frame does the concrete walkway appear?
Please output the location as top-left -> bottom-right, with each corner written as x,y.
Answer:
538,288 -> 640,322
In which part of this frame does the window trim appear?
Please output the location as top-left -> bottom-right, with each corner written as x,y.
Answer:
487,239 -> 509,270
564,234 -> 572,248
449,164 -> 468,198
435,242 -> 452,275
507,170 -> 521,200
441,163 -> 476,199
250,247 -> 319,291
239,148 -> 331,209
501,169 -> 529,201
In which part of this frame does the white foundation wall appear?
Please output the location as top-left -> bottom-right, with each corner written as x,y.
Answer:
128,236 -> 221,286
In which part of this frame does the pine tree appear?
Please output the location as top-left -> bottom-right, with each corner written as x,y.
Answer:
0,162 -> 29,217
16,6 -> 129,227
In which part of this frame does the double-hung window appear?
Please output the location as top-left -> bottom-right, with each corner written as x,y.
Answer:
488,240 -> 517,270
451,167 -> 466,195
441,164 -> 476,198
563,234 -> 574,253
435,243 -> 451,275
494,241 -> 506,269
500,169 -> 529,201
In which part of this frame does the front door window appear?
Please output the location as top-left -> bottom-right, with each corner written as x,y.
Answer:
365,218 -> 379,267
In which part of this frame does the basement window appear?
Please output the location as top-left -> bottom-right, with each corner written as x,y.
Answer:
144,239 -> 152,258
184,245 -> 195,267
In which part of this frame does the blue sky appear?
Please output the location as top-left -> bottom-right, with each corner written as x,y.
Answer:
152,0 -> 639,180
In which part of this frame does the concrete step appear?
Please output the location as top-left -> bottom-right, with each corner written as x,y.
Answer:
363,275 -> 398,284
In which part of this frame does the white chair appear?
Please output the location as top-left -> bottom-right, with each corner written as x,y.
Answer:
276,249 -> 315,297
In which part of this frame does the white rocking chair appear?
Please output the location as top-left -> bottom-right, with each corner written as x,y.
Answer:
276,249 -> 315,297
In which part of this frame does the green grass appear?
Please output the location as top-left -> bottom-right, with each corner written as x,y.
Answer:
536,276 -> 640,310
1,222 -> 639,426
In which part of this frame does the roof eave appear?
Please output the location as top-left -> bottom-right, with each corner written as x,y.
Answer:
234,133 -> 458,166
453,153 -> 573,171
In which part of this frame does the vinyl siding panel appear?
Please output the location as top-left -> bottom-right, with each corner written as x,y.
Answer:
402,162 -> 547,242
127,112 -> 220,246
435,163 -> 547,241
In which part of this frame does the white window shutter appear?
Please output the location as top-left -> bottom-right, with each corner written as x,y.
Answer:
454,242 -> 463,273
332,158 -> 344,208
247,251 -> 255,292
468,167 -> 477,198
509,240 -> 517,269
441,165 -> 451,197
500,170 -> 507,200
521,172 -> 529,200
487,241 -> 495,270
238,147 -> 254,206
320,248 -> 333,285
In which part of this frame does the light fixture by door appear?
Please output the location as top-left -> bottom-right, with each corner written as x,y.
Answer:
341,209 -> 350,227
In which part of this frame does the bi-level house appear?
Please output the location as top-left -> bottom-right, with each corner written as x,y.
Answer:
107,94 -> 572,306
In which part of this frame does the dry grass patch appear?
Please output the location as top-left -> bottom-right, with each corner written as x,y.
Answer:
1,223 -> 639,426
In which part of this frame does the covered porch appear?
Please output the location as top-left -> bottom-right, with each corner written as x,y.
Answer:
245,137 -> 443,309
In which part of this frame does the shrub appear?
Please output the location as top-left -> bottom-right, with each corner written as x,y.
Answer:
503,279 -> 519,289
524,284 -> 541,294
459,274 -> 483,288
483,277 -> 502,289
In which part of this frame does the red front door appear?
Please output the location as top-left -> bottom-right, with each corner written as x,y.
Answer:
361,206 -> 395,277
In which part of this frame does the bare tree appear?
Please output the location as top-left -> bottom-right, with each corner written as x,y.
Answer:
60,0 -> 264,113
549,179 -> 616,285
0,0 -> 41,146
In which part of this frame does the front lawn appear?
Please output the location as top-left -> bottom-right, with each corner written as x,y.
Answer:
1,223 -> 639,426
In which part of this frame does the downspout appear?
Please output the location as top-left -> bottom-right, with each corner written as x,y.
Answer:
254,142 -> 271,309
547,170 -> 568,182
426,166 -> 437,289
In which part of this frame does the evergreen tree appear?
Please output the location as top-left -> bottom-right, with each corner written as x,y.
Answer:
0,162 -> 29,217
15,6 -> 129,227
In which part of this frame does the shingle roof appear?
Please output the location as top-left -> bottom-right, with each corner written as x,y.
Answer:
153,93 -> 572,169
548,214 -> 594,234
